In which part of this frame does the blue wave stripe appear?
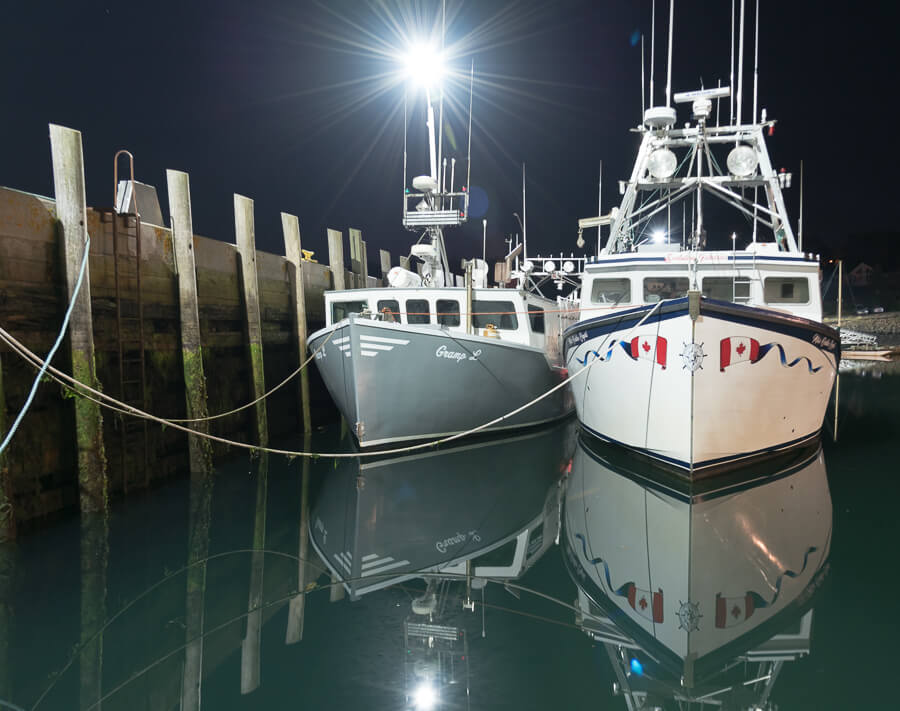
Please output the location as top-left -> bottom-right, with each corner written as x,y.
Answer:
749,546 -> 818,609
574,532 -> 633,598
757,343 -> 822,373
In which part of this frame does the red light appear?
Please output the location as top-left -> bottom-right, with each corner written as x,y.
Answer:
768,125 -> 774,136
461,186 -> 466,192
460,212 -> 465,218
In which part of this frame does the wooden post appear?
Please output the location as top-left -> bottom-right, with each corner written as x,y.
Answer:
166,170 -> 213,474
327,228 -> 346,291
241,454 -> 268,695
360,239 -> 370,287
49,124 -> 108,515
282,213 -> 312,434
234,194 -> 269,448
379,249 -> 392,286
0,353 -> 13,542
349,228 -> 363,288
0,541 -> 12,701
285,434 -> 312,644
400,256 -> 411,271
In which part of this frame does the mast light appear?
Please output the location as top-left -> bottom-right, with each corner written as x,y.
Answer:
403,42 -> 446,89
648,148 -> 677,179
727,144 -> 758,177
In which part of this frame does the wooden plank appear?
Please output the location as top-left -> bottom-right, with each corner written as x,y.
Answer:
49,124 -> 108,516
379,249 -> 391,285
326,228 -> 345,291
282,213 -> 312,434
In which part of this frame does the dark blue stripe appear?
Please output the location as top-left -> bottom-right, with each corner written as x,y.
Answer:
586,255 -> 813,266
580,422 -> 822,470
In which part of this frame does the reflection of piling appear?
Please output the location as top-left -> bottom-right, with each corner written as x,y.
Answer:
0,353 -> 14,542
0,543 -> 14,702
79,512 -> 109,710
182,467 -> 214,711
234,195 -> 269,448
241,453 -> 268,694
166,170 -> 213,474
282,215 -> 312,434
49,124 -> 108,515
285,434 -> 312,644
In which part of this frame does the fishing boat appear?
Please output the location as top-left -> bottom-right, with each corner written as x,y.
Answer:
564,5 -> 838,472
309,54 -> 573,448
563,433 -> 831,701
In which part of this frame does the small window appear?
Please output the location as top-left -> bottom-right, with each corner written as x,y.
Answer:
436,299 -> 460,327
590,278 -> 631,305
528,305 -> 545,333
376,299 -> 400,322
701,277 -> 750,302
764,277 -> 809,304
331,300 -> 368,322
643,277 -> 689,302
472,300 -> 518,330
406,299 -> 431,324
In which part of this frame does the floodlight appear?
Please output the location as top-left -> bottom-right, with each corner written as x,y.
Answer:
727,144 -> 758,177
562,260 -> 575,273
652,229 -> 666,244
522,260 -> 535,272
543,260 -> 557,273
413,682 -> 438,710
403,42 -> 446,88
647,148 -> 677,180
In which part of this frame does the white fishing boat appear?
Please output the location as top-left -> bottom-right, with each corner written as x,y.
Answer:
564,4 -> 838,472
310,49 -> 574,447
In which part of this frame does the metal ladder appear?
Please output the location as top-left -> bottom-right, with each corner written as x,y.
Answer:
105,150 -> 149,491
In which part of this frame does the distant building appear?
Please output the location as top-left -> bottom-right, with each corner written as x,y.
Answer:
849,262 -> 874,287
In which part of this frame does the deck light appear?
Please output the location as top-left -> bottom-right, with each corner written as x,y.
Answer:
647,148 -> 677,179
630,658 -> 644,676
727,144 -> 758,177
652,229 -> 666,243
403,42 -> 446,89
563,260 -> 575,273
544,260 -> 557,273
413,682 -> 438,709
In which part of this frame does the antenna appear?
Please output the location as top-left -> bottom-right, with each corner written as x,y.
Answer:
437,0 -> 445,202
730,0 -> 735,124
465,60 -> 474,217
522,162 -> 527,260
641,34 -> 646,117
737,0 -> 745,125
752,0 -> 759,123
598,160 -> 603,253
666,0 -> 674,107
403,89 -> 408,219
798,159 -> 804,251
650,0 -> 656,106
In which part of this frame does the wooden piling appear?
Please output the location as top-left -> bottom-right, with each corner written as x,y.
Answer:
379,249 -> 392,285
0,542 -> 12,701
361,239 -> 370,287
79,512 -> 108,710
166,170 -> 213,474
0,353 -> 13,542
400,256 -> 411,271
349,228 -> 363,289
241,453 -> 268,695
234,194 -> 269,448
282,213 -> 312,434
49,124 -> 108,515
327,228 -> 346,291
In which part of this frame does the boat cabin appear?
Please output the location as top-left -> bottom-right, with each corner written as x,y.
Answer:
580,246 -> 824,322
325,286 -> 555,349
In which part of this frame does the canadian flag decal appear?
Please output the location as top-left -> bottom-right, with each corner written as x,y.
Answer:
715,592 -> 757,628
626,584 -> 664,623
719,336 -> 761,371
626,335 -> 667,369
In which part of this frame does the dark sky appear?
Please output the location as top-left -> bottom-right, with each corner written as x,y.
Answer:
2,1 -> 898,265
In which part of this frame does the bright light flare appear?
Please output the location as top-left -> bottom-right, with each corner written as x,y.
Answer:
652,229 -> 666,244
412,682 -> 438,710
402,42 -> 446,88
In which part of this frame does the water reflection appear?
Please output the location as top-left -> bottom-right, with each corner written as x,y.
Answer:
563,433 -> 832,707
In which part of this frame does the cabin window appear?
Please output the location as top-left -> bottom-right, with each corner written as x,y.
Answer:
528,305 -> 545,333
702,277 -> 750,301
331,300 -> 368,322
472,300 -> 518,330
436,299 -> 461,327
643,277 -> 689,302
376,299 -> 400,322
406,299 -> 431,324
764,277 -> 809,304
590,278 -> 631,305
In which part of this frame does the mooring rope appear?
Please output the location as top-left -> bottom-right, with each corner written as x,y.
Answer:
0,299 -> 672,461
0,234 -> 91,457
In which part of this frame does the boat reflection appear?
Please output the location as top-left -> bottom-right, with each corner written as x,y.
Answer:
562,433 -> 832,707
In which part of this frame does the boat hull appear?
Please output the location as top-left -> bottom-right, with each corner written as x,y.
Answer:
564,297 -> 839,471
310,316 -> 573,446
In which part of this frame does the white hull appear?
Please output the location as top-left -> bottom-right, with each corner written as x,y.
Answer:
565,298 -> 839,471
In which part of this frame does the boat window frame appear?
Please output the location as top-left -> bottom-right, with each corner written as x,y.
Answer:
527,303 -> 545,333
763,276 -> 810,305
643,276 -> 690,303
701,276 -> 750,302
406,298 -> 431,325
436,298 -> 461,327
589,277 -> 632,306
376,298 -> 401,322
331,299 -> 369,322
472,299 -> 519,331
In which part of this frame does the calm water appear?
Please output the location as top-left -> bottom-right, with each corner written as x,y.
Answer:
1,363 -> 898,710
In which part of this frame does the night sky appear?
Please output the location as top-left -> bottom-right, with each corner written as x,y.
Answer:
2,1 -> 898,267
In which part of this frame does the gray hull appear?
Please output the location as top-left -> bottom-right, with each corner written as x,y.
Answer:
310,316 -> 573,446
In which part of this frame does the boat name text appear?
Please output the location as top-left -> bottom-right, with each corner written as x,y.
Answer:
435,344 -> 481,362
811,333 -> 837,352
436,530 -> 481,553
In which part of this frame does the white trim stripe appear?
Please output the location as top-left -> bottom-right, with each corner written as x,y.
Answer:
362,556 -> 394,569
360,350 -> 379,357
333,336 -> 350,345
361,559 -> 411,577
360,335 -> 410,345
358,343 -> 393,351
361,554 -> 379,562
